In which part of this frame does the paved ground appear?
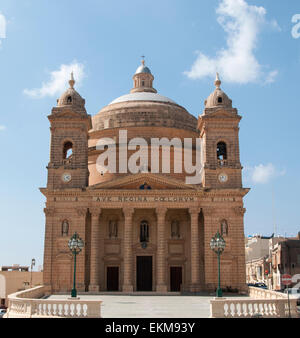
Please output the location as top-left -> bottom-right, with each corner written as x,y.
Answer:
48,294 -> 213,318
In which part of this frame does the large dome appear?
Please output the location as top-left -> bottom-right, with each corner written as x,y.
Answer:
91,61 -> 197,132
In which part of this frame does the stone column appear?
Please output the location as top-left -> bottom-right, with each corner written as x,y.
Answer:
43,207 -> 55,295
75,207 -> 87,292
189,207 -> 201,292
89,208 -> 101,292
156,207 -> 168,292
122,208 -> 134,292
202,207 -> 215,291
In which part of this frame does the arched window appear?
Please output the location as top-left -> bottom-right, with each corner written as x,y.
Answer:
63,141 -> 73,160
140,220 -> 149,243
217,142 -> 227,161
220,219 -> 228,236
62,220 -> 69,236
171,220 -> 180,239
217,96 -> 223,103
67,96 -> 72,104
108,220 -> 118,239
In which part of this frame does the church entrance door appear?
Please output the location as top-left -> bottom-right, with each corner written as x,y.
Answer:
136,256 -> 152,291
170,267 -> 182,292
107,267 -> 119,291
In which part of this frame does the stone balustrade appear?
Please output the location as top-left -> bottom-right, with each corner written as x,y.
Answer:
5,286 -> 102,318
210,287 -> 299,318
249,286 -> 287,299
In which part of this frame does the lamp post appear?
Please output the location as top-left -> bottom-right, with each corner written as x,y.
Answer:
210,231 -> 226,297
68,232 -> 84,298
30,258 -> 36,288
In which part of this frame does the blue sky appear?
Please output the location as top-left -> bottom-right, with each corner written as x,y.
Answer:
0,0 -> 299,267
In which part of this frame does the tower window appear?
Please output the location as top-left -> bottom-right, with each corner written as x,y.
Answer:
140,220 -> 149,243
217,142 -> 227,161
67,96 -> 72,104
217,97 -> 223,103
63,141 -> 73,159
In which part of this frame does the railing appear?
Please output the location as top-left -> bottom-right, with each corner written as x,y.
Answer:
5,286 -> 102,318
249,287 -> 287,300
210,287 -> 299,318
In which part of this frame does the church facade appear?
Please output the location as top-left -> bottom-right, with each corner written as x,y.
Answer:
41,60 -> 249,294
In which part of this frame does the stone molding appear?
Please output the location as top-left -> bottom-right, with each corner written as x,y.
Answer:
44,208 -> 55,216
233,206 -> 246,216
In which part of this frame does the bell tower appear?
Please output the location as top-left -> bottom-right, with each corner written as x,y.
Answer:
47,73 -> 92,189
198,74 -> 243,189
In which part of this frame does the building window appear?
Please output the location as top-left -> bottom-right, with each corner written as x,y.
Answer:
67,96 -> 72,104
62,220 -> 69,236
142,81 -> 145,86
217,142 -> 227,161
140,220 -> 149,243
217,97 -> 223,103
63,141 -> 73,160
220,219 -> 228,236
171,220 -> 180,239
139,182 -> 152,190
108,220 -> 118,239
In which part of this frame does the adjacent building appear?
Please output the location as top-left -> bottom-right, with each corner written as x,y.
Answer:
245,233 -> 300,290
0,265 -> 43,307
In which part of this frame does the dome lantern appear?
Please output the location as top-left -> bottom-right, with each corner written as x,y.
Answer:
130,57 -> 157,94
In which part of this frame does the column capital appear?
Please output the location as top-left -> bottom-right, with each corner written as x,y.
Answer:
75,207 -> 88,217
44,207 -> 55,216
156,207 -> 168,217
89,208 -> 102,217
123,207 -> 134,218
201,207 -> 215,216
233,206 -> 246,216
189,207 -> 201,215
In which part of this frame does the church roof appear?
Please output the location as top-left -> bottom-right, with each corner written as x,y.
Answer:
109,92 -> 177,105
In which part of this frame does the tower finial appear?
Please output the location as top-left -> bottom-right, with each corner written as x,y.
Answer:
141,55 -> 145,66
69,72 -> 75,89
215,72 -> 221,88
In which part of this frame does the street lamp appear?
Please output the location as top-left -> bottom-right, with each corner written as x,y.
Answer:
68,232 -> 84,298
210,231 -> 226,297
30,258 -> 36,287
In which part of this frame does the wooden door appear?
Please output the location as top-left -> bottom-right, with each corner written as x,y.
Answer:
107,267 -> 119,291
136,256 -> 152,291
170,267 -> 182,292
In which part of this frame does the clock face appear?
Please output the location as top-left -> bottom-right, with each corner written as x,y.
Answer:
218,173 -> 228,183
62,173 -> 72,183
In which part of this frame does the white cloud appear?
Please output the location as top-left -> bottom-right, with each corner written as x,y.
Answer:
265,70 -> 278,84
0,125 -> 6,131
0,12 -> 6,44
24,61 -> 85,98
184,0 -> 278,84
244,163 -> 285,184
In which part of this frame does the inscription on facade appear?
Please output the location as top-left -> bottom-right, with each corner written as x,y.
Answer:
93,196 -> 196,203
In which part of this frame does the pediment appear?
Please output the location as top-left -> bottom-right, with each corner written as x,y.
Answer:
88,173 -> 197,190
